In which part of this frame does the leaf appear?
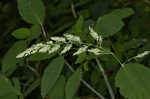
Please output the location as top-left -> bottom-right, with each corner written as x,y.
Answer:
24,79 -> 41,97
0,94 -> 18,99
41,56 -> 65,97
12,78 -> 21,94
17,0 -> 45,24
111,8 -> 134,19
68,16 -> 83,36
115,63 -> 150,99
2,41 -> 27,75
27,52 -> 56,61
0,75 -> 20,97
12,28 -> 30,39
28,24 -> 42,40
75,53 -> 87,64
65,68 -> 82,99
49,76 -> 66,99
95,14 -> 124,38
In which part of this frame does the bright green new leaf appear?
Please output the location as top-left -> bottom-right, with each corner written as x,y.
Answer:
17,0 -> 45,24
65,68 -> 82,99
111,8 -> 134,19
95,14 -> 124,38
12,28 -> 30,39
115,63 -> 150,99
2,41 -> 27,75
49,76 -> 66,99
41,56 -> 65,97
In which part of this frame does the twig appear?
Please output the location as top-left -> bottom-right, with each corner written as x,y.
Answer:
40,22 -> 47,40
71,1 -> 77,19
65,60 -> 105,99
96,58 -> 115,99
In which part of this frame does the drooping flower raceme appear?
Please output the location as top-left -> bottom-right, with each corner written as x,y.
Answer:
16,28 -> 108,59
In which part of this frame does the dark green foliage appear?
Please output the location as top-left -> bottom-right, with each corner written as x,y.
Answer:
1,0 -> 150,99
116,63 -> 150,99
17,0 -> 45,24
65,68 -> 82,99
41,56 -> 64,97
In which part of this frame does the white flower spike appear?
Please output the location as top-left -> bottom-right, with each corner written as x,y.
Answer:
61,44 -> 72,54
64,34 -> 81,43
73,45 -> 88,56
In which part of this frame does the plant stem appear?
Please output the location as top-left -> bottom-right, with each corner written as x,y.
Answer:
96,58 -> 115,99
40,22 -> 47,40
71,1 -> 77,19
64,60 -> 105,99
111,53 -> 124,67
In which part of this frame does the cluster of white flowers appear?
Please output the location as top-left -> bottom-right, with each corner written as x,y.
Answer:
135,51 -> 150,59
16,27 -> 106,58
89,26 -> 103,46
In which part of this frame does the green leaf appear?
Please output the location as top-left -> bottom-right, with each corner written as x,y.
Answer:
28,24 -> 42,40
2,41 -> 27,75
41,56 -> 65,97
49,76 -> 66,99
12,78 -> 21,94
24,79 -> 41,97
111,8 -> 134,19
75,53 -> 87,64
69,16 -> 87,40
65,68 -> 82,99
115,63 -> 150,99
0,75 -> 19,97
95,14 -> 124,38
17,0 -> 45,24
0,94 -> 18,99
27,52 -> 57,61
12,28 -> 30,39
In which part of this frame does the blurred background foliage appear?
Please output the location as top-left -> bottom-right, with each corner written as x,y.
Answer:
0,0 -> 150,99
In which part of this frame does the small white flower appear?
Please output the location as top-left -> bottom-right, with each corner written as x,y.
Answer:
88,48 -> 102,55
89,26 -> 103,46
64,34 -> 81,43
46,41 -> 53,45
61,44 -> 72,54
73,45 -> 88,56
50,37 -> 66,42
39,45 -> 51,53
16,51 -> 27,58
89,26 -> 99,41
135,51 -> 150,58
48,44 -> 60,54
